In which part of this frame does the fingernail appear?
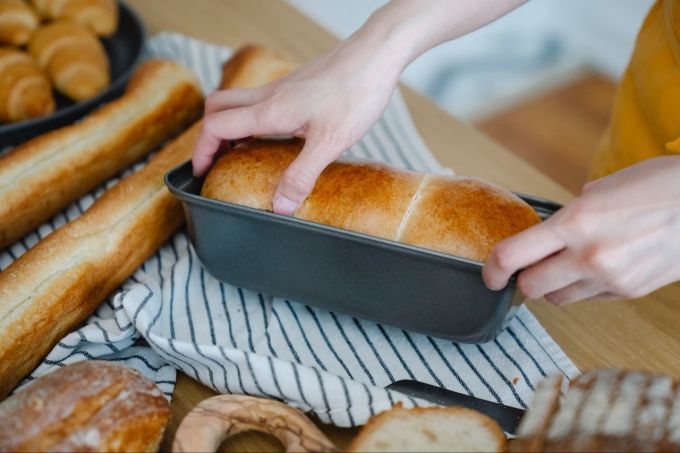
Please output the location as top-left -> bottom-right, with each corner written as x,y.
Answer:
485,280 -> 503,291
273,194 -> 298,215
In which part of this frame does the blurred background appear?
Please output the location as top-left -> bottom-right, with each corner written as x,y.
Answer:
287,0 -> 655,193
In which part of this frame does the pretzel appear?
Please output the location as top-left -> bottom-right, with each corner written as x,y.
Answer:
172,395 -> 338,453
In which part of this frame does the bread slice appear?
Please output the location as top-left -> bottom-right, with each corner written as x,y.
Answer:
514,370 -> 680,452
348,404 -> 506,452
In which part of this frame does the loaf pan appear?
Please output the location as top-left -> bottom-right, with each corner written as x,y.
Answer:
165,161 -> 561,343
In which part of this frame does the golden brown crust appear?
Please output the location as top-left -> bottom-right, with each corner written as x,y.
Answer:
0,0 -> 39,46
28,20 -> 109,100
0,120 -> 202,400
0,45 -> 297,399
0,46 -> 54,122
347,403 -> 506,452
399,176 -> 541,262
220,44 -> 295,90
202,139 -> 540,261
32,0 -> 118,36
0,58 -> 202,248
0,361 -> 170,452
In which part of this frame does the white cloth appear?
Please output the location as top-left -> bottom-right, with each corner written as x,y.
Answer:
1,32 -> 579,426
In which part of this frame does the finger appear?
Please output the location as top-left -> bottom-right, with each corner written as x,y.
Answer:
515,249 -> 584,299
581,176 -> 604,193
192,105 -> 288,176
273,136 -> 343,215
204,85 -> 272,114
483,221 -> 565,290
544,281 -> 600,305
585,292 -> 622,302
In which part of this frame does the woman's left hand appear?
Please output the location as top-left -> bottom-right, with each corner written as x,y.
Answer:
482,155 -> 680,304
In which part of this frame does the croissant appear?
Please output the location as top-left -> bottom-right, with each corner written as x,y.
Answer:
0,0 -> 39,45
0,46 -> 54,122
31,0 -> 117,36
28,20 -> 109,101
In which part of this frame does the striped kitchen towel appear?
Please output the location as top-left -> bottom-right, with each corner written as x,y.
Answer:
1,32 -> 579,425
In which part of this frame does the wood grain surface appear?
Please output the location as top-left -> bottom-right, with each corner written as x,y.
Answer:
122,1 -> 680,451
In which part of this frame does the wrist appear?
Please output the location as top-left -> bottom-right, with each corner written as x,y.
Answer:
336,18 -> 413,85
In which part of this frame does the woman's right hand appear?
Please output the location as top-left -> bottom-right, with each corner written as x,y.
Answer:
191,0 -> 527,215
192,34 -> 404,215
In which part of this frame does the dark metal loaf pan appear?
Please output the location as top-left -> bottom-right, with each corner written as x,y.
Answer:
165,161 -> 561,343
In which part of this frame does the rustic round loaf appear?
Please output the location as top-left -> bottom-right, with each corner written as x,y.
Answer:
201,138 -> 541,262
0,360 -> 170,452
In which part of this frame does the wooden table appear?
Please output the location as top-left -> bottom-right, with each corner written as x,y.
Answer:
124,1 -> 680,450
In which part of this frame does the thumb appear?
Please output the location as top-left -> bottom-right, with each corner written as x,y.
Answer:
581,176 -> 604,193
273,137 -> 339,215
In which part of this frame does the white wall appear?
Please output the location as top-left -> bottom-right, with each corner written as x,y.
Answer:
287,0 -> 654,119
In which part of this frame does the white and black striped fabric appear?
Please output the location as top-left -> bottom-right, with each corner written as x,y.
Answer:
1,33 -> 579,425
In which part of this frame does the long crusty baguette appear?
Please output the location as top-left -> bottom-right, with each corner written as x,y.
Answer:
0,361 -> 170,452
202,139 -> 541,262
0,58 -> 203,249
0,44 -> 292,399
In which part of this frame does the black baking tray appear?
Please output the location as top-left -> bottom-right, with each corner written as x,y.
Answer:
0,1 -> 145,147
166,161 -> 561,343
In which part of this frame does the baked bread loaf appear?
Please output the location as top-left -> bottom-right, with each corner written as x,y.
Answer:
0,0 -> 39,45
0,58 -> 202,248
0,45 -> 291,399
0,361 -> 170,452
28,20 -> 109,101
201,139 -> 541,262
513,370 -> 680,452
220,44 -> 295,88
31,0 -> 118,36
172,394 -> 338,452
0,46 -> 54,122
347,403 -> 506,452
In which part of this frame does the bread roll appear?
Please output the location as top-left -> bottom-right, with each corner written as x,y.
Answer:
0,361 -> 170,452
0,46 -> 54,122
31,0 -> 117,36
0,58 -> 202,249
0,45 -> 291,399
348,404 -> 506,452
172,395 -> 338,452
201,139 -> 541,262
0,0 -> 38,46
28,20 -> 109,101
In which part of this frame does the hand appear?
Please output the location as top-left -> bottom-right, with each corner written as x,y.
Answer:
483,156 -> 680,304
192,0 -> 526,215
192,35 -> 404,214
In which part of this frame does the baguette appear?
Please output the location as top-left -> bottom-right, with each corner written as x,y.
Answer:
0,46 -> 54,122
0,361 -> 170,452
0,0 -> 38,46
0,44 -> 293,399
0,58 -> 202,249
202,139 -> 541,262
